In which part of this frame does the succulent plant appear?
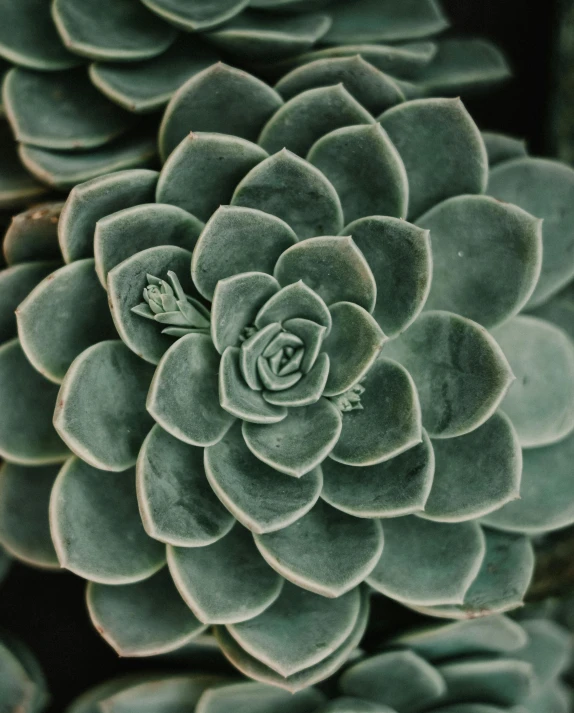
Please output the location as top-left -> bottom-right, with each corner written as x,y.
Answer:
2,69 -> 574,688
0,633 -> 49,713
0,0 -> 509,206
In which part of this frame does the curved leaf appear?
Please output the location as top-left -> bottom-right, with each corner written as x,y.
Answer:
196,681 -> 325,713
254,280 -> 332,333
482,132 -> 527,168
0,121 -> 48,210
516,620 -> 572,687
3,202 -> 63,265
141,0 -> 249,31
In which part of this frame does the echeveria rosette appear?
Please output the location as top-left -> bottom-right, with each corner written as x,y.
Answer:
0,0 -> 510,203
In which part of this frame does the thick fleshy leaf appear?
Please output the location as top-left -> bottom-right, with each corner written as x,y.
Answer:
418,196 -> 541,327
232,149 -> 344,240
227,582 -> 361,676
196,680 -> 326,713
275,56 -> 404,116
159,63 -> 283,160
90,37 -> 218,114
137,424 -> 234,546
482,132 -> 527,168
54,340 -> 155,471
488,158 -> 574,305
147,333 -> 235,447
259,85 -> 374,157
368,517 -> 486,606
19,133 -> 157,191
420,411 -> 521,522
523,683 -> 571,713
0,462 -> 59,569
95,203 -> 202,287
379,98 -> 488,220
168,525 -> 283,624
263,353 -> 330,407
4,67 -> 133,150
108,245 -> 198,365
255,499 -> 383,597
141,0 -> 249,31
340,650 -> 446,713
0,338 -> 68,465
0,261 -> 58,344
50,457 -> 165,583
205,421 -> 322,534
192,206 -> 297,301
243,398 -> 342,477
331,356 -> 422,466
481,429 -> 574,534
87,568 -> 206,657
156,132 -> 267,222
211,272 -> 280,353
308,124 -> 408,224
275,236 -> 377,312
492,316 -> 574,447
0,636 -> 48,713
255,280 -> 332,333
17,259 -> 116,383
0,122 -> 48,210
58,169 -> 158,262
315,700 -> 397,713
322,430 -> 434,518
3,202 -> 63,265
517,620 -> 572,687
384,311 -> 513,439
322,302 -> 385,396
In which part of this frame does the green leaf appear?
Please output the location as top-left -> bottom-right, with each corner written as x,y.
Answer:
156,132 -> 267,222
481,429 -> 574,534
315,701 -> 393,713
87,568 -> 207,657
321,429 -> 434,518
0,462 -> 59,569
344,217 -> 431,338
232,149 -> 343,240
196,681 -> 326,713
254,280 -> 332,333
340,650 -> 446,713
0,338 -> 68,465
17,258 -> 116,383
275,56 -> 404,116
379,98 -> 487,220
50,457 -> 165,583
159,63 -> 283,160
330,356 -> 422,466
96,203 -> 202,287
4,67 -> 133,150
0,122 -> 49,209
488,158 -> 574,306
211,272 -> 280,354
58,169 -> 158,262
323,0 -> 448,43
141,0 -> 249,31
492,316 -> 574,447
516,620 -> 572,687
420,411 -> 521,522
147,333 -> 235,447
137,424 -> 234,546
168,525 -> 283,624
482,132 -> 527,168
192,206 -> 296,301
417,196 -> 542,328
523,684 -> 571,713
54,340 -> 155,471
90,37 -> 218,115
254,499 -> 383,597
259,85 -> 374,158
384,311 -> 513,439
0,636 -> 48,713
205,421 -> 322,534
2,202 -> 63,265
243,398 -> 342,477
308,124 -> 408,225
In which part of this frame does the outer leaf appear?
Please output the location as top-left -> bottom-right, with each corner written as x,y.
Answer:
141,0 -> 249,31
516,620 -> 572,687
196,681 -> 326,713
367,517 -> 486,606
437,659 -> 534,707
316,701 -> 393,713
87,568 -> 207,657
482,132 -> 527,168
384,311 -> 514,439
3,202 -> 63,265
0,123 -> 48,210
492,316 -> 574,447
0,636 -> 48,713
50,457 -> 165,583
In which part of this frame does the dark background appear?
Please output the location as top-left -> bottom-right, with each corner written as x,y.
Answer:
0,2 -> 562,710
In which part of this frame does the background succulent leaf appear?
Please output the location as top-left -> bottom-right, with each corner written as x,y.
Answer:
196,680 -> 326,713
0,126 -> 48,209
50,457 -> 165,583
140,0 -> 250,32
379,98 -> 488,220
137,424 -> 235,546
156,132 -> 268,221
482,131 -> 527,168
167,524 -> 283,624
231,149 -> 344,240
0,635 -> 49,713
86,568 -> 207,657
417,195 -> 542,328
2,202 -> 63,265
308,124 -> 408,224
492,315 -> 574,447
316,701 -> 393,713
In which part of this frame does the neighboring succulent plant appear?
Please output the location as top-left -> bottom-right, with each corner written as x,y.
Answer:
0,0 -> 509,205
0,633 -> 49,713
2,70 -> 574,688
